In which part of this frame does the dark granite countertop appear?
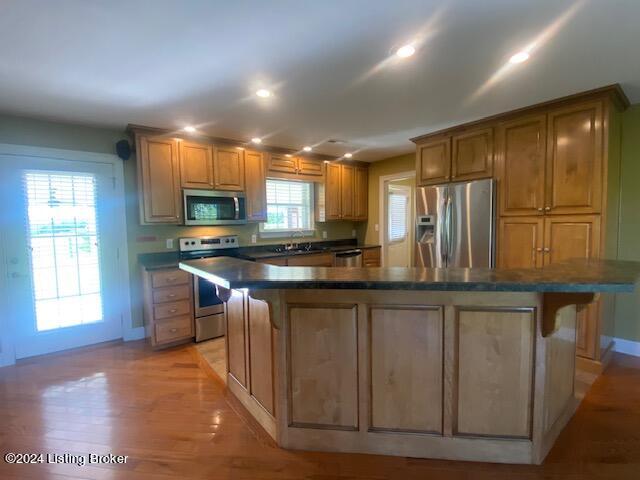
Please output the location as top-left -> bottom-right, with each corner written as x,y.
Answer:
178,257 -> 640,293
138,240 -> 380,270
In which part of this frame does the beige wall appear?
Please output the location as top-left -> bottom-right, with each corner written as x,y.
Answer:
362,153 -> 415,245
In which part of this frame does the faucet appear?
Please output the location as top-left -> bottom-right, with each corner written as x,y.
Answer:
286,229 -> 306,251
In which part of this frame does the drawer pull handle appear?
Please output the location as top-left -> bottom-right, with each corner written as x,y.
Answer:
168,294 -> 176,298
169,309 -> 177,313
170,328 -> 178,333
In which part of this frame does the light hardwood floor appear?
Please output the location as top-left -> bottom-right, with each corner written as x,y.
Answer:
1,340 -> 639,479
195,337 -> 226,384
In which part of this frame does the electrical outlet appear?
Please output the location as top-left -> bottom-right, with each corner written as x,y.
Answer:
322,231 -> 327,239
374,224 -> 379,232
251,234 -> 257,244
165,238 -> 174,249
351,229 -> 356,238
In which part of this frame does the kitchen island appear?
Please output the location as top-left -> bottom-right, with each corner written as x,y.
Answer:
179,258 -> 640,464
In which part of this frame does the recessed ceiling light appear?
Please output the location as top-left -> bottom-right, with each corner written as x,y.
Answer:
255,89 -> 272,98
344,153 -> 353,159
509,51 -> 530,64
251,137 -> 262,144
285,154 -> 293,157
396,44 -> 416,58
183,126 -> 196,133
303,146 -> 312,152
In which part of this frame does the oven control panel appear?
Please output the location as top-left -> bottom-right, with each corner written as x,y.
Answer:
179,235 -> 239,252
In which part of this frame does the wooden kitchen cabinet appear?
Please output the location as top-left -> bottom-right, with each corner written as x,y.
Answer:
354,166 -> 368,220
340,164 -> 355,219
179,141 -> 214,189
287,252 -> 334,267
497,217 -> 544,269
137,135 -> 182,224
451,127 -> 493,182
545,101 -> 603,215
362,247 -> 381,267
267,154 -> 324,181
496,115 -> 547,216
317,162 -> 342,221
416,136 -> 451,186
142,267 -> 194,348
244,150 -> 267,222
214,146 -> 245,191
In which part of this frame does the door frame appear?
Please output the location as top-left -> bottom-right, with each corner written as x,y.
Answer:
0,143 -> 134,367
378,170 -> 416,267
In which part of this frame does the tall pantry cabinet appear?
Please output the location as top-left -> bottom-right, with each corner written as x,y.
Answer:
412,86 -> 628,372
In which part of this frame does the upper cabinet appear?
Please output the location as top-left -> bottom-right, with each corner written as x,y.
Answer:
316,162 -> 368,222
496,115 -> 547,216
451,128 -> 494,182
545,101 -> 603,215
417,137 -> 450,185
416,127 -> 493,186
137,135 -> 182,224
214,147 -> 245,191
179,141 -> 214,189
244,150 -> 267,222
266,154 -> 324,181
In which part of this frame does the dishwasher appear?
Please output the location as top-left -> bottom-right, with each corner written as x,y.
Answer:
334,249 -> 362,267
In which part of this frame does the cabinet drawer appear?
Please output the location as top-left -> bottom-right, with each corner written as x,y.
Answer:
153,300 -> 191,320
362,247 -> 381,267
152,285 -> 191,304
151,269 -> 190,288
154,316 -> 193,344
287,252 -> 334,267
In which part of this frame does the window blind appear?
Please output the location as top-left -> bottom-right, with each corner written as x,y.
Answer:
388,191 -> 408,242
263,179 -> 313,231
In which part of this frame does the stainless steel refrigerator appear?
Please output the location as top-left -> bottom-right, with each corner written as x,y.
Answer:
415,178 -> 495,268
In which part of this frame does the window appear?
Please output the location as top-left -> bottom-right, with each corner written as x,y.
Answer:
261,179 -> 314,234
388,186 -> 409,242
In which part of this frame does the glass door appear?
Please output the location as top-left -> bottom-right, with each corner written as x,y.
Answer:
0,156 -> 123,359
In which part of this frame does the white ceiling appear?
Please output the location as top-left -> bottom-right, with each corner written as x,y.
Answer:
1,0 -> 639,161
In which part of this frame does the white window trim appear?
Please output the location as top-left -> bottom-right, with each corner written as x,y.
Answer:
259,178 -> 316,238
378,171 -> 416,267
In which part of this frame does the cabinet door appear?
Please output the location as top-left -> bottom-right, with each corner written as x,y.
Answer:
297,157 -> 324,177
546,102 -> 603,215
324,163 -> 342,220
416,137 -> 451,186
362,247 -> 381,267
543,215 -> 601,359
244,150 -> 267,222
137,136 -> 182,224
497,217 -> 544,269
451,127 -> 493,182
497,115 -> 546,216
340,164 -> 355,219
214,147 -> 245,191
287,253 -> 334,267
267,153 -> 297,175
179,141 -> 214,189
354,166 -> 368,220
226,289 -> 248,387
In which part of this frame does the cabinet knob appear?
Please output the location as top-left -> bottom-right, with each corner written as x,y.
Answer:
167,277 -> 176,282
168,294 -> 176,298
536,248 -> 543,252
170,328 -> 177,333
537,208 -> 543,212
169,309 -> 177,313
543,248 -> 550,253
544,207 -> 551,211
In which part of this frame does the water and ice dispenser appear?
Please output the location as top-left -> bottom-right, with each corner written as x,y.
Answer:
416,215 -> 436,244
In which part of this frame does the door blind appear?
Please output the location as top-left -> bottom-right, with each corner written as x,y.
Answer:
23,172 -> 103,331
388,191 -> 408,242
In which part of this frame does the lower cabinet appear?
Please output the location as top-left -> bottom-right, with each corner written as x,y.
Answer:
497,214 -> 602,360
362,247 -> 381,267
142,267 -> 195,348
225,289 -> 275,419
258,252 -> 334,267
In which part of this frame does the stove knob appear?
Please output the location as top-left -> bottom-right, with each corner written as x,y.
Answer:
191,241 -> 196,245
225,239 -> 230,243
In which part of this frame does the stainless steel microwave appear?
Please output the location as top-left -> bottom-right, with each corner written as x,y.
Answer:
183,189 -> 247,225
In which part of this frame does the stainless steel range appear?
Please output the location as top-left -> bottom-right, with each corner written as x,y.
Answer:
179,235 -> 240,342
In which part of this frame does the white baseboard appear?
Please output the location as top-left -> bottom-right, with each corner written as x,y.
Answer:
123,326 -> 146,342
613,337 -> 640,357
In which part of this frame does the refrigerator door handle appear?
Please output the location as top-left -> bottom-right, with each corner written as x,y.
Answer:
447,194 -> 454,265
439,194 -> 448,265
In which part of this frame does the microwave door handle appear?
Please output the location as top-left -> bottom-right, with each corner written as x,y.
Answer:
233,197 -> 240,220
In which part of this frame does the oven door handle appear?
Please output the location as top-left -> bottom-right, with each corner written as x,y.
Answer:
233,197 -> 240,220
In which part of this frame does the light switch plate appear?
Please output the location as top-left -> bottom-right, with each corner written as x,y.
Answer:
351,229 -> 356,238
165,238 -> 174,249
374,224 -> 379,232
251,234 -> 257,244
322,231 -> 327,239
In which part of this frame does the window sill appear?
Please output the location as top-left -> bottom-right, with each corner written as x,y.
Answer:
259,230 -> 316,239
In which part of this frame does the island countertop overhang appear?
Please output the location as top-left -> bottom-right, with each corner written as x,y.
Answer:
178,257 -> 640,293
